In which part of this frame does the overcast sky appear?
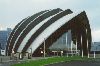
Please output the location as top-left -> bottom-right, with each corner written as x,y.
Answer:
0,0 -> 100,42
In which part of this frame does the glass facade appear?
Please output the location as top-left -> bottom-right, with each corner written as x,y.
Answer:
91,42 -> 100,51
49,32 -> 67,50
49,30 -> 73,50
0,28 -> 11,50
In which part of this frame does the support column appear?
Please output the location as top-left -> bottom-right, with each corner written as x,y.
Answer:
81,28 -> 88,56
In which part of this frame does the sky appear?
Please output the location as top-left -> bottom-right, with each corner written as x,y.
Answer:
0,0 -> 100,42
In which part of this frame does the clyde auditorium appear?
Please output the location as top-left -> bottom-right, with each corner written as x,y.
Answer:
6,8 -> 92,57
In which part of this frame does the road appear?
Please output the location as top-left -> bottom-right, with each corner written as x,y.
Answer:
46,60 -> 100,66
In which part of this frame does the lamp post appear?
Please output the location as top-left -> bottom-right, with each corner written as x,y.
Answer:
30,48 -> 32,58
44,38 -> 45,58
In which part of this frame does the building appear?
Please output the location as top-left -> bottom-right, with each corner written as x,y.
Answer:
0,28 -> 11,55
49,30 -> 77,56
49,30 -> 73,50
6,8 -> 92,57
91,42 -> 100,53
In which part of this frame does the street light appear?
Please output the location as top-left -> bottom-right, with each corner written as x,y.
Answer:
44,38 -> 46,58
30,48 -> 32,58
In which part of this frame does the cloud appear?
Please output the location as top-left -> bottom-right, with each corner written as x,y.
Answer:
92,30 -> 100,42
0,0 -> 100,42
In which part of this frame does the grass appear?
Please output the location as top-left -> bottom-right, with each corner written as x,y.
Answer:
12,56 -> 93,66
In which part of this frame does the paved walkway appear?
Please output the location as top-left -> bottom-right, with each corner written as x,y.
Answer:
0,56 -> 49,66
0,60 -> 21,66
